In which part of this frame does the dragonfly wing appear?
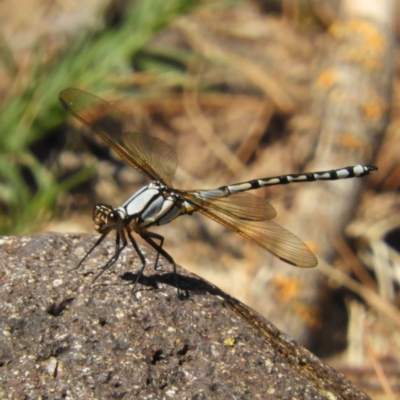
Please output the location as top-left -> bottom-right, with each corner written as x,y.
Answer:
188,190 -> 277,221
59,88 -> 177,186
122,132 -> 177,187
184,191 -> 317,268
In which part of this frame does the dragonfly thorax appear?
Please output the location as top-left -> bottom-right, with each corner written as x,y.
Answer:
117,181 -> 190,229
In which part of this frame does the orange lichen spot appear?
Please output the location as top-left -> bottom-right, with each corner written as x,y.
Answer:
364,58 -> 384,71
362,102 -> 385,121
361,90 -> 387,121
342,46 -> 384,70
272,275 -> 302,302
328,21 -> 347,39
304,240 -> 318,255
347,19 -> 387,52
293,303 -> 321,329
329,19 -> 387,70
338,134 -> 366,150
315,69 -> 337,89
330,20 -> 387,50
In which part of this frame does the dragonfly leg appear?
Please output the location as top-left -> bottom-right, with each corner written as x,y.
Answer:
69,232 -> 110,273
91,230 -> 127,284
140,231 -> 174,267
126,229 -> 149,297
126,229 -> 146,265
140,231 -> 181,296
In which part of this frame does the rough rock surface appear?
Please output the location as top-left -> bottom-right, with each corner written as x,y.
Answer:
0,232 -> 369,399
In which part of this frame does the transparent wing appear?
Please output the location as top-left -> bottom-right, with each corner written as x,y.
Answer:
189,190 -> 277,221
59,88 -> 177,187
183,191 -> 317,268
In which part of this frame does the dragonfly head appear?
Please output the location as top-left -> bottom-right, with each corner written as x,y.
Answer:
93,204 -> 123,234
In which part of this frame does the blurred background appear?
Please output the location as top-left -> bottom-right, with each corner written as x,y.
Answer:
0,0 -> 399,397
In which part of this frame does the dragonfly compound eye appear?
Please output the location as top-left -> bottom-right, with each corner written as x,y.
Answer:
107,212 -> 122,228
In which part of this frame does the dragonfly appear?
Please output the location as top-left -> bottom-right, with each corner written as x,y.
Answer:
59,88 -> 377,293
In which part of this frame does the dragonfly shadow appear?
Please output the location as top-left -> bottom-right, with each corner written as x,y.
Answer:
119,271 -> 226,300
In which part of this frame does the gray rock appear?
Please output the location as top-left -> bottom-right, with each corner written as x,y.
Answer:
0,233 -> 369,399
